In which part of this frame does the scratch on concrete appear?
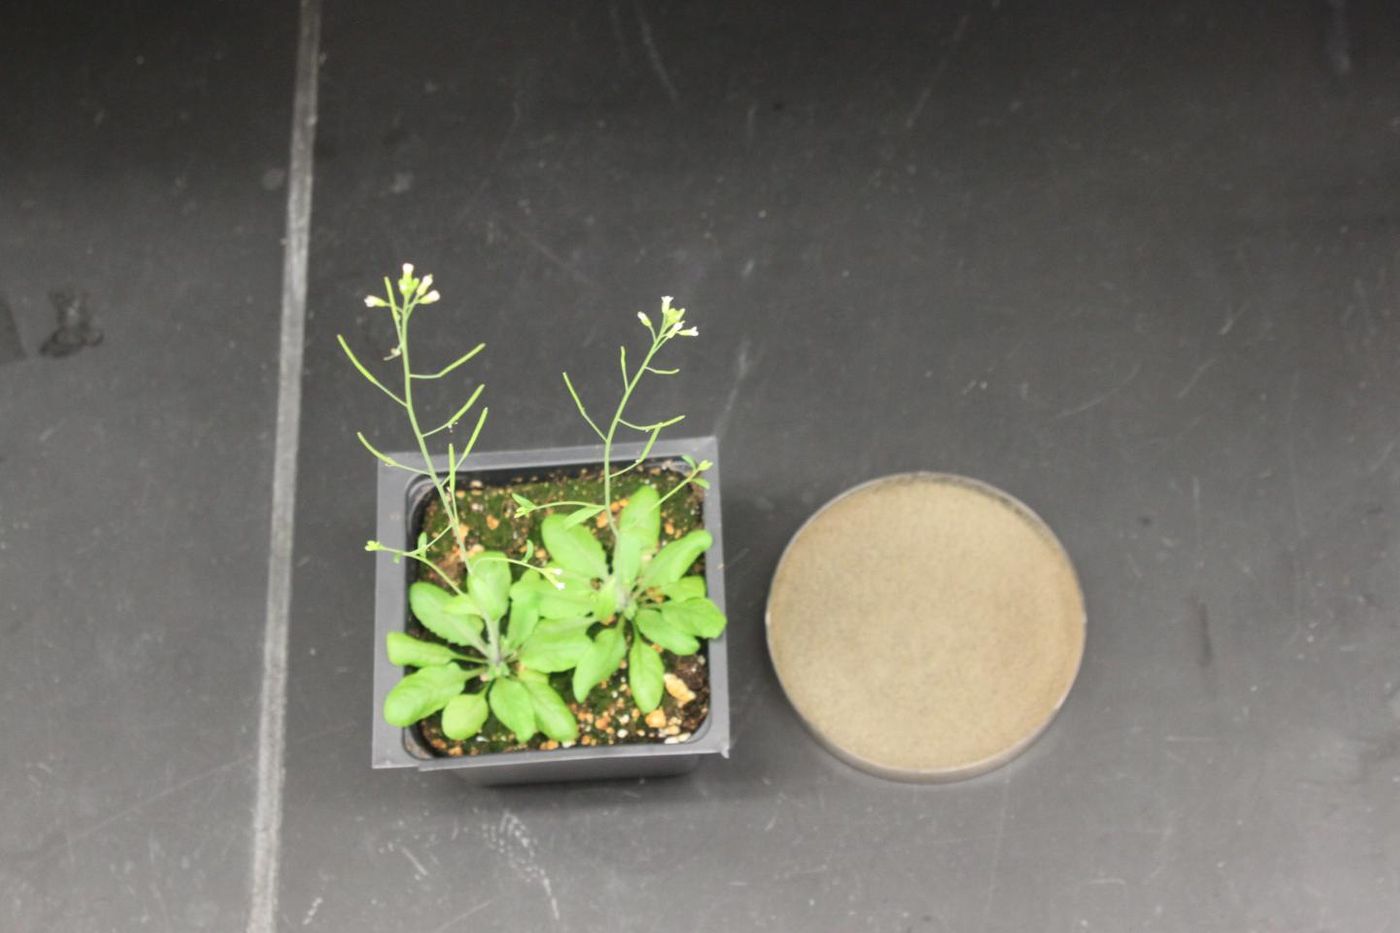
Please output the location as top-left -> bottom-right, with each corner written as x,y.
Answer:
1192,596 -> 1213,668
28,754 -> 253,868
1191,475 -> 1203,571
505,222 -> 596,288
633,0 -> 680,105
486,811 -> 559,921
1054,362 -> 1142,420
1218,300 -> 1248,336
428,899 -> 495,933
1368,440 -> 1396,475
393,841 -> 430,879
714,336 -> 757,438
905,12 -> 970,130
606,0 -> 631,67
1175,359 -> 1217,399
763,791 -> 786,832
977,775 -> 1012,930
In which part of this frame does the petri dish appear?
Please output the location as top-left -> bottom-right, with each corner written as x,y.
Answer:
766,473 -> 1085,782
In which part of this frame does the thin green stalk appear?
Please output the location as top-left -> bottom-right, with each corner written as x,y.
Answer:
373,544 -> 466,597
412,343 -> 484,380
562,372 -> 605,440
353,273 -> 491,601
394,294 -> 481,583
396,303 -> 450,537
600,334 -> 666,540
472,553 -> 566,581
655,470 -> 702,510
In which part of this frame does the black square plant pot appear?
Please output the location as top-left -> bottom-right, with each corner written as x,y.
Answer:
370,436 -> 730,785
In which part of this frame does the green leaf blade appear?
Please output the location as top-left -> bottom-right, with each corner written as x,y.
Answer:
504,595 -> 540,651
540,588 -> 596,619
639,529 -> 713,587
383,663 -> 470,727
591,581 -> 618,622
466,550 -> 511,622
525,681 -> 580,743
514,567 -> 598,620
386,632 -> 466,668
489,677 -> 537,742
618,484 -> 661,546
612,528 -> 649,591
440,692 -> 490,740
408,582 -> 484,646
517,620 -> 594,673
635,608 -> 700,655
571,626 -> 626,702
561,504 -> 606,528
660,597 -> 728,639
541,514 -> 609,581
628,638 -> 665,714
658,575 -> 706,601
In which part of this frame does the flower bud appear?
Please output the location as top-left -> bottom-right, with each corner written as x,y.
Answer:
661,296 -> 681,325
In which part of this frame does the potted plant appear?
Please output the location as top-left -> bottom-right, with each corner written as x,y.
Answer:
344,265 -> 730,784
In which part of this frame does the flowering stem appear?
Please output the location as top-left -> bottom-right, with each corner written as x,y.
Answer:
601,331 -> 667,540
347,267 -> 489,599
371,543 -> 466,597
552,299 -> 698,545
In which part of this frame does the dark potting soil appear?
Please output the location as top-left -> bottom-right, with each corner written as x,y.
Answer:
405,461 -> 712,757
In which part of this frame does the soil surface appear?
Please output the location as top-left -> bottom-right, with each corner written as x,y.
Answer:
404,461 -> 712,757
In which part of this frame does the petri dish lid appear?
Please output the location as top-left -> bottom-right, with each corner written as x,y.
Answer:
766,473 -> 1085,782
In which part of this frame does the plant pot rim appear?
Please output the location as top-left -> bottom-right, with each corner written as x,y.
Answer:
370,435 -> 730,781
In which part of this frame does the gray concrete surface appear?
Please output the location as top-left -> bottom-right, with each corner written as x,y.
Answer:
3,1 -> 1399,930
0,4 -> 294,930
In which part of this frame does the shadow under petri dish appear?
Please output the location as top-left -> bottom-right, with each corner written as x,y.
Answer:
766,473 -> 1085,782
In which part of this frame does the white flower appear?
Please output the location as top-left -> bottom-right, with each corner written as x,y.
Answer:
402,262 -> 415,278
661,295 -> 682,326
364,295 -> 387,308
637,311 -> 652,327
678,326 -> 699,337
416,273 -> 434,297
419,290 -> 440,304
